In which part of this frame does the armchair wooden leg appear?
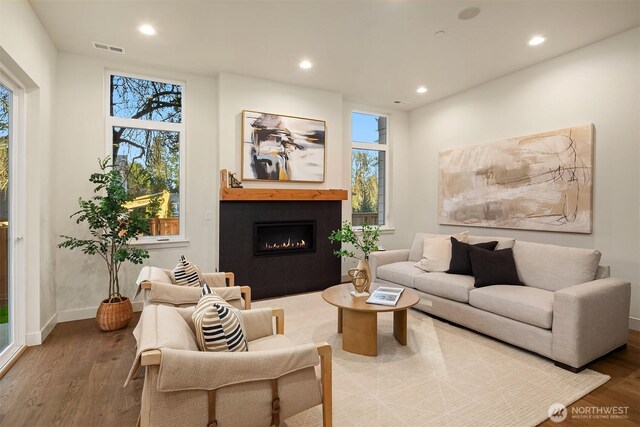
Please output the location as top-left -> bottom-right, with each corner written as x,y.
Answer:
272,308 -> 285,335
239,285 -> 252,309
317,343 -> 332,427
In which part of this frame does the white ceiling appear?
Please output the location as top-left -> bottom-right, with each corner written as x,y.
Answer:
29,0 -> 640,111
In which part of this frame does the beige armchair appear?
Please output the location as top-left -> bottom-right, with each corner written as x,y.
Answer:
126,304 -> 332,427
135,266 -> 251,310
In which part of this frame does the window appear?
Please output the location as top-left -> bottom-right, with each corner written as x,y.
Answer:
106,73 -> 184,242
351,112 -> 387,226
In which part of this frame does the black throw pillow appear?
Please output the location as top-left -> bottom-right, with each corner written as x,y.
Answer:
447,237 -> 499,276
469,246 -> 522,287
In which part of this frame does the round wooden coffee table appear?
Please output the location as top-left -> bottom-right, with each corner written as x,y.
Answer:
322,284 -> 420,356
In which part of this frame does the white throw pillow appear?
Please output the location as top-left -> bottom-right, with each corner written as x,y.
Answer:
415,231 -> 469,272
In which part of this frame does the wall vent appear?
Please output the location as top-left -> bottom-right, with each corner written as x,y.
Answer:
93,42 -> 125,54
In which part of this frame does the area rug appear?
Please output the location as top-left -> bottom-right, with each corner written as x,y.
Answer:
253,292 -> 610,427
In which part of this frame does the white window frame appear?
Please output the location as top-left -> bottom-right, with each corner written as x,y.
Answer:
351,110 -> 390,228
105,70 -> 186,244
0,64 -> 26,370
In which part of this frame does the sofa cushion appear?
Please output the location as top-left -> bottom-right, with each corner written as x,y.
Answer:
448,237 -> 499,276
408,233 -> 443,262
469,285 -> 554,329
248,334 -> 297,351
467,235 -> 515,250
512,241 -> 601,291
470,247 -> 522,287
376,261 -> 427,287
415,232 -> 469,272
413,272 -> 475,303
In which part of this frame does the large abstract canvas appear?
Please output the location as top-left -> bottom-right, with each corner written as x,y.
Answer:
439,125 -> 593,233
242,110 -> 326,182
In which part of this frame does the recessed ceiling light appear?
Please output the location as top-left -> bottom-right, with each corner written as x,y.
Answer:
416,86 -> 428,94
299,60 -> 312,70
458,7 -> 481,21
139,24 -> 156,36
528,35 -> 546,46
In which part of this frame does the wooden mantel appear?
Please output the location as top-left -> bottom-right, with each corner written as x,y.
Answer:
220,188 -> 348,201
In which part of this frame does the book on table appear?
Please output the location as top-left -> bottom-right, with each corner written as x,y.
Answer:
366,286 -> 404,306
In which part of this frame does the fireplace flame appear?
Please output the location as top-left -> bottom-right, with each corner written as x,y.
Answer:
264,238 -> 306,250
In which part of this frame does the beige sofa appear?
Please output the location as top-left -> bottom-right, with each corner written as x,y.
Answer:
126,304 -> 332,427
369,233 -> 631,372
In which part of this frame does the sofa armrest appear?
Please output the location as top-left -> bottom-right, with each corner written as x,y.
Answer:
552,278 -> 630,368
368,249 -> 410,280
239,307 -> 283,341
135,266 -> 174,298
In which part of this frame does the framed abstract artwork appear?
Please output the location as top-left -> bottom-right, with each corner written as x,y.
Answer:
438,124 -> 593,233
241,110 -> 326,183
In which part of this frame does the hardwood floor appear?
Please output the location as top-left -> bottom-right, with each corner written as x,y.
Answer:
0,314 -> 142,426
0,315 -> 637,426
540,330 -> 640,426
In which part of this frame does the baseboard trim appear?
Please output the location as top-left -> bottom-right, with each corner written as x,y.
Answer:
25,312 -> 58,346
57,301 -> 144,323
629,316 -> 640,331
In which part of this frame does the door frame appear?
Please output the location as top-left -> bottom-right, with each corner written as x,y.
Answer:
0,63 -> 26,372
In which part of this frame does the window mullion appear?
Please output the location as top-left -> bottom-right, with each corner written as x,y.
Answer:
108,117 -> 182,132
352,142 -> 386,151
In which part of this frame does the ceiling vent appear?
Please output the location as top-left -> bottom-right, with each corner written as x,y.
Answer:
93,42 -> 125,54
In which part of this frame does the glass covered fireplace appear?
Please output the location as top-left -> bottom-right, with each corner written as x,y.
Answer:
254,220 -> 316,256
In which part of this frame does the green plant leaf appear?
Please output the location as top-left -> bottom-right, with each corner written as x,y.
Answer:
328,220 -> 380,260
58,157 -> 151,297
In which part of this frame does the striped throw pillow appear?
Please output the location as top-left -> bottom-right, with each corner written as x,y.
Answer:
192,293 -> 248,352
173,255 -> 201,286
201,282 -> 214,297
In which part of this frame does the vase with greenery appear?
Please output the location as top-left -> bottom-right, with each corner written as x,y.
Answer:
329,221 -> 381,293
58,158 -> 151,331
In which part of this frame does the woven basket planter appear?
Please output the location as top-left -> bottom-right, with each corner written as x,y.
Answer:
96,296 -> 133,331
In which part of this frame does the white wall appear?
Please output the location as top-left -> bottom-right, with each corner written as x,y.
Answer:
216,73 -> 411,273
341,102 -> 412,271
50,69 -> 410,318
0,0 -> 58,344
53,53 -> 217,320
216,72 -> 344,269
217,72 -> 344,189
409,28 -> 640,322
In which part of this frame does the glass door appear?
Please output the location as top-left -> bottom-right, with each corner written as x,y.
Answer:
0,74 -> 18,368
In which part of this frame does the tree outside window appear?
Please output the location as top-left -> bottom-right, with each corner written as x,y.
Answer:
108,74 -> 184,239
351,112 -> 387,226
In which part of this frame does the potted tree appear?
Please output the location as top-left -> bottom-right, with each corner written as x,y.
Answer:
329,221 -> 381,294
59,158 -> 151,331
